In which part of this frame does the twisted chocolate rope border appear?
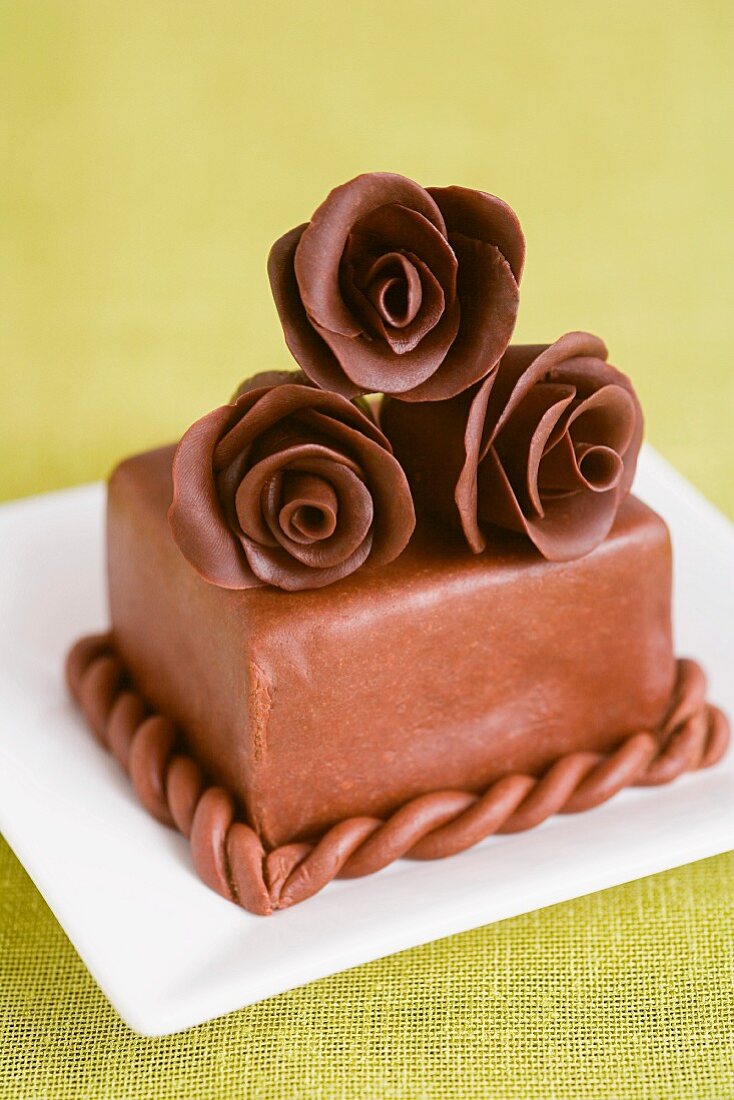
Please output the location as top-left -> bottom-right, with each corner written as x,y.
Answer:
66,634 -> 729,916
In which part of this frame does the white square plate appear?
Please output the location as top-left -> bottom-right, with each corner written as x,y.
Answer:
0,446 -> 732,1036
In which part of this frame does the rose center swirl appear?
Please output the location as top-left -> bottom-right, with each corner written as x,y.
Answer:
277,473 -> 338,544
231,445 -> 376,570
363,252 -> 422,329
575,444 -> 623,493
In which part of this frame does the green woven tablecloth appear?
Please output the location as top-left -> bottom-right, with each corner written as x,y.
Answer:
2,2 -> 733,1096
1,840 -> 732,1100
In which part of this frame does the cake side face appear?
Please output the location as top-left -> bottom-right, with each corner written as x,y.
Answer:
108,446 -> 676,848
107,448 -> 257,816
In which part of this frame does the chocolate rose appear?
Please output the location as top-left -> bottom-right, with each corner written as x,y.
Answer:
169,373 -> 415,591
381,331 -> 643,562
268,172 -> 525,402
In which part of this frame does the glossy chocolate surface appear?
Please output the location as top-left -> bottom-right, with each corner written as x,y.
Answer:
108,445 -> 676,848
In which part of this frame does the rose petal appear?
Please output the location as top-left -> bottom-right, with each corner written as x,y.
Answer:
169,404 -> 262,589
243,530 -> 375,592
402,236 -> 518,402
428,185 -> 526,283
311,302 -> 461,395
290,404 -> 390,452
231,370 -> 309,402
475,445 -> 532,536
269,226 -> 359,397
454,372 -> 498,552
566,383 -> 638,455
535,433 -> 581,496
215,384 -> 386,471
482,333 -> 611,453
494,383 -> 576,516
523,486 -> 620,562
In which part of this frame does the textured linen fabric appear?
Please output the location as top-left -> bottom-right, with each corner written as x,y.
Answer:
2,1 -> 733,1096
1,839 -> 733,1099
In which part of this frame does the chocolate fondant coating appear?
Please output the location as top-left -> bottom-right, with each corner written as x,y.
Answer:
108,446 -> 677,848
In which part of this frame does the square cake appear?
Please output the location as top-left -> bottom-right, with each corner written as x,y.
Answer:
108,445 -> 676,849
66,171 -> 728,914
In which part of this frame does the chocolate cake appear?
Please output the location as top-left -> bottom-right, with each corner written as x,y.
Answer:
66,172 -> 729,915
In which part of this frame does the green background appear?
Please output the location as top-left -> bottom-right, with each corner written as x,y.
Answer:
2,0 -> 733,512
1,2 -> 733,1097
